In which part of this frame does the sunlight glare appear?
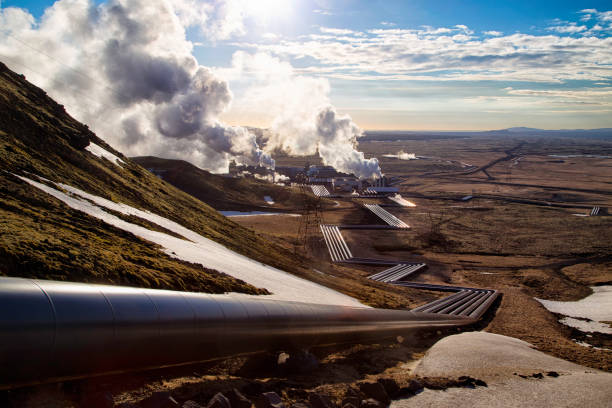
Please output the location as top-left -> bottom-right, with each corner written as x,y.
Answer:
245,0 -> 294,23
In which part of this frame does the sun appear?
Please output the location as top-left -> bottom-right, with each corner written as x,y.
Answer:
244,0 -> 295,24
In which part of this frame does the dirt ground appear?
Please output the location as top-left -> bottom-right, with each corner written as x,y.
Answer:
3,136 -> 611,406
234,135 -> 612,373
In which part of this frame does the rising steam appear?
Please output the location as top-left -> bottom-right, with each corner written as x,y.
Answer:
0,0 -> 380,178
383,151 -> 417,160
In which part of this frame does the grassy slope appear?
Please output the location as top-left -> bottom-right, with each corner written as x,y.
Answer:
0,61 -> 308,294
131,156 -> 306,211
0,61 -> 447,308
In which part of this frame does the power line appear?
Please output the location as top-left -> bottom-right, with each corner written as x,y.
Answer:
0,32 -> 162,133
2,56 -> 105,108
0,55 -> 121,131
4,33 -> 138,108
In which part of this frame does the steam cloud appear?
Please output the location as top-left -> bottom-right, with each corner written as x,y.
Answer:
383,151 -> 417,160
0,0 -> 381,178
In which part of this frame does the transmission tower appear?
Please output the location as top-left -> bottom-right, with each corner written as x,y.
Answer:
295,184 -> 324,255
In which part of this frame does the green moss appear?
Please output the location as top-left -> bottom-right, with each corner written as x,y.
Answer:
0,61 -> 306,294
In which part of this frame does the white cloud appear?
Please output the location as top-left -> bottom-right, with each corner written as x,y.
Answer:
237,23 -> 612,83
598,11 -> 612,22
454,24 -> 474,34
320,27 -> 357,36
380,21 -> 396,27
578,8 -> 612,33
262,32 -> 278,39
420,26 -> 454,35
547,23 -> 587,33
503,87 -> 612,108
484,30 -> 503,36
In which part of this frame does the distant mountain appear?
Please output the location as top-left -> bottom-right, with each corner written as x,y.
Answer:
491,127 -> 612,138
505,127 -> 542,132
0,61 -> 303,294
363,127 -> 612,141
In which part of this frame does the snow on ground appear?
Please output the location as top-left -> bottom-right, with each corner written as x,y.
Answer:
548,154 -> 612,159
388,194 -> 416,207
559,317 -> 612,335
537,286 -> 612,322
219,211 -> 300,217
263,196 -> 275,205
392,332 -> 612,408
537,286 -> 612,334
17,175 -> 367,307
85,142 -> 125,165
574,340 -> 610,351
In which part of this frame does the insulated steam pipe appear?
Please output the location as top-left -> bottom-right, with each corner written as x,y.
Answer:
0,277 -> 476,389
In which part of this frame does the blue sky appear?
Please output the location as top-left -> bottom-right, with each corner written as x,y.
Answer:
3,0 -> 612,130
9,1 -> 612,34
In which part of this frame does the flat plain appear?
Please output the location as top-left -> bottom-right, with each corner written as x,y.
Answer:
238,135 -> 612,371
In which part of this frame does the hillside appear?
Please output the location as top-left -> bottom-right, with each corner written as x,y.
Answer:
0,61 -> 314,295
131,156 -> 306,211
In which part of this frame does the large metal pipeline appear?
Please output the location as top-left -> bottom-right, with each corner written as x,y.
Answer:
0,277 -> 475,389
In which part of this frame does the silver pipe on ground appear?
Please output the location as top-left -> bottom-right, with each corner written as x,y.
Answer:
330,227 -> 347,261
335,227 -> 354,259
0,277 -> 476,389
469,291 -> 499,319
437,291 -> 482,314
364,204 -> 409,229
330,226 -> 352,260
461,292 -> 493,317
384,264 -> 425,282
321,225 -> 347,262
411,290 -> 469,313
368,264 -> 404,281
320,225 -> 340,261
449,291 -> 488,316
324,226 -> 340,261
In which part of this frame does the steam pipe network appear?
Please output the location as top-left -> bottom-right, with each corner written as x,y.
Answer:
0,277 -> 476,389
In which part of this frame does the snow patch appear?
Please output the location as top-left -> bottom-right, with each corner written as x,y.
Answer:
537,286 -> 612,334
220,211 -> 300,217
573,340 -> 611,351
389,194 -> 416,207
85,142 -> 124,165
17,175 -> 366,307
548,154 -> 612,159
559,317 -> 612,334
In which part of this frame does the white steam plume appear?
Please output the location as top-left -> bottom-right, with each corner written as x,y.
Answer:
0,0 -> 380,178
0,0 -> 272,172
383,151 -> 417,160
221,52 -> 382,179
